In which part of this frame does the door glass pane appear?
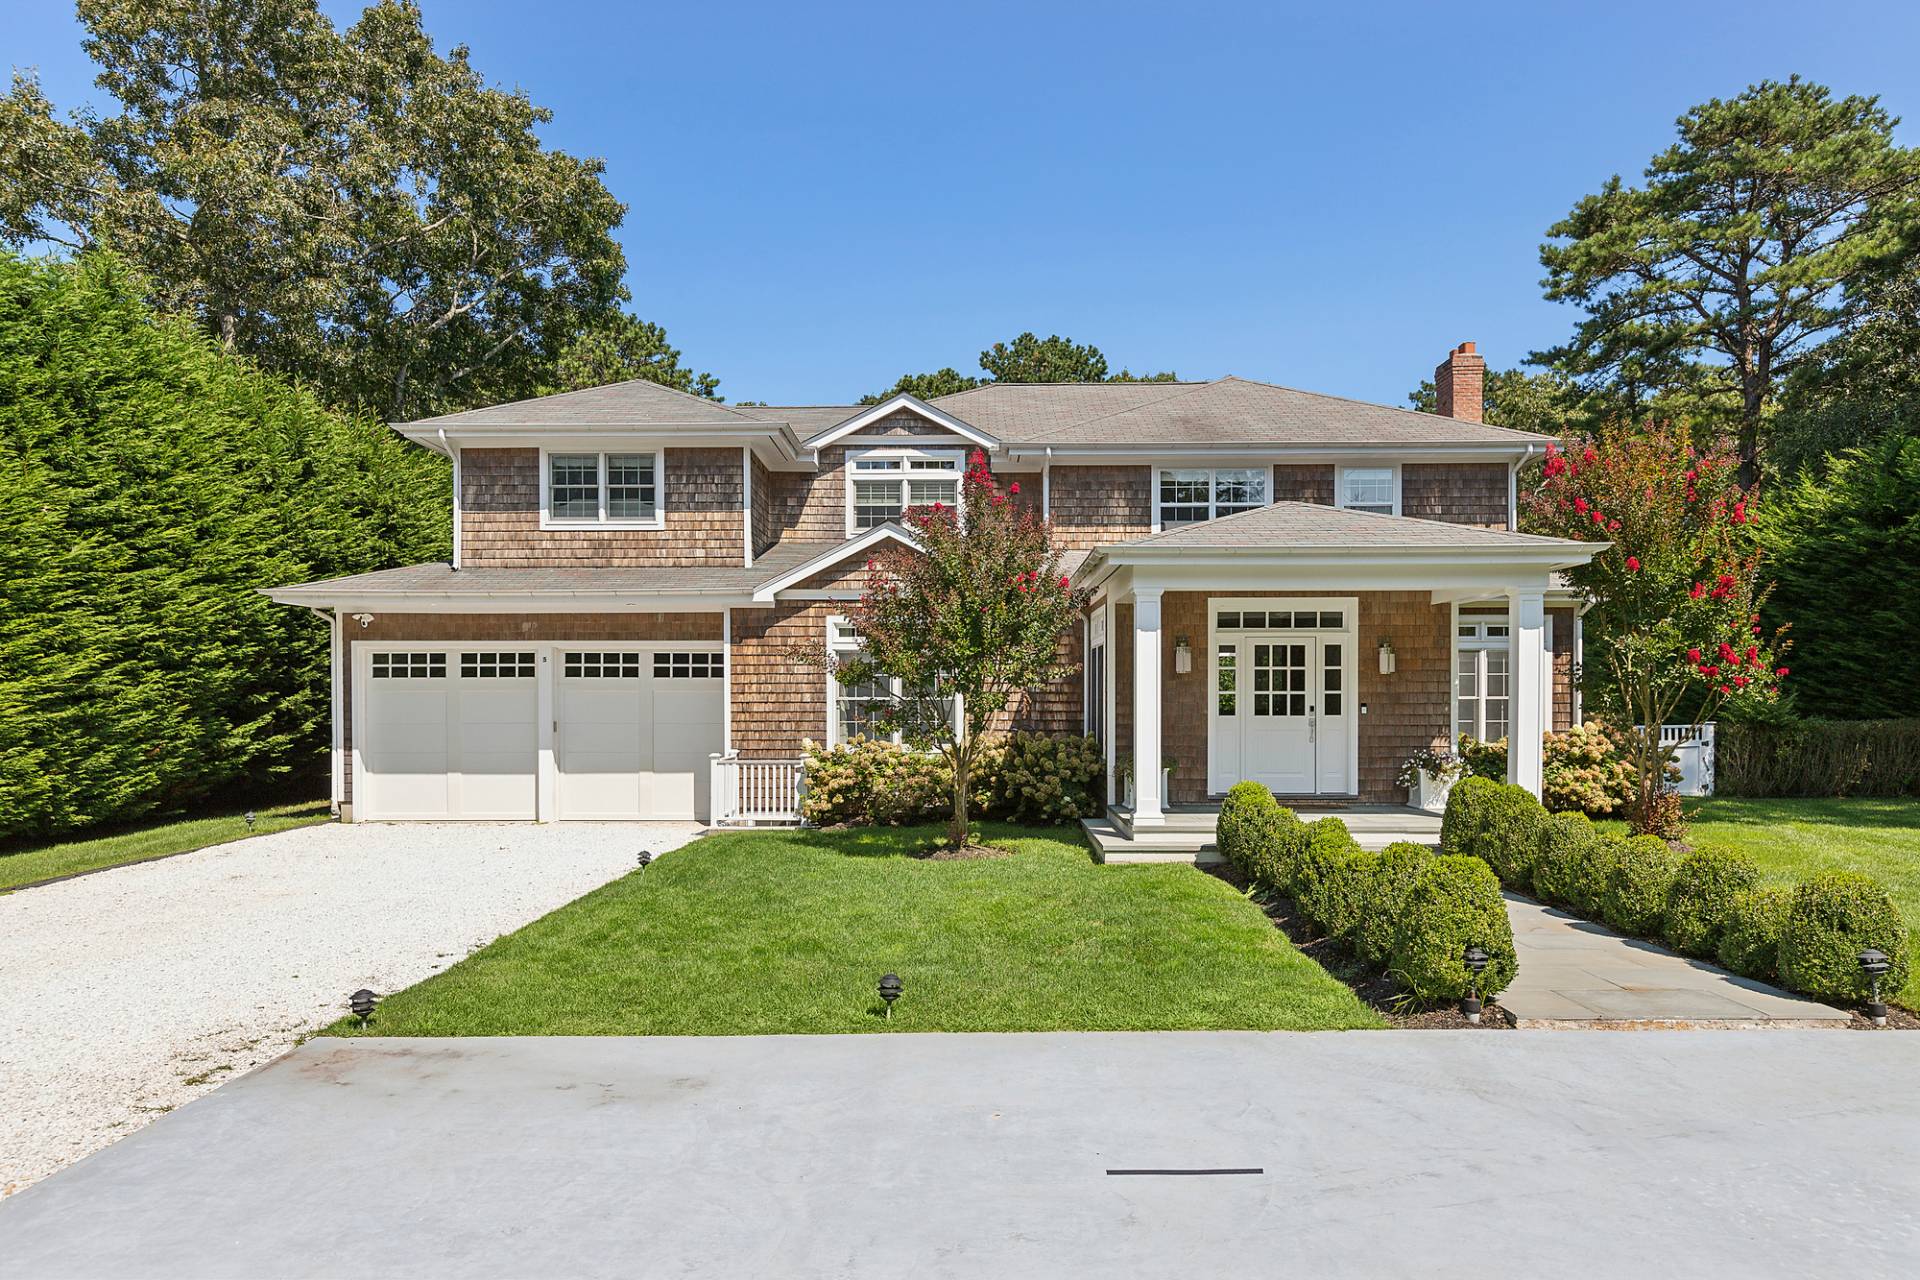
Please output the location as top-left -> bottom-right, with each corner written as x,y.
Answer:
1217,648 -> 1236,716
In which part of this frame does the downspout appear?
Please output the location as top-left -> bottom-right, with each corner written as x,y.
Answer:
1042,447 -> 1053,520
440,428 -> 461,570
303,606 -> 344,817
1509,443 -> 1537,532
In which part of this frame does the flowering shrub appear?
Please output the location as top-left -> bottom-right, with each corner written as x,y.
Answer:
1456,735 -> 1508,781
799,738 -> 960,826
1395,744 -> 1463,790
1541,720 -> 1660,816
1524,426 -> 1789,836
992,733 -> 1104,824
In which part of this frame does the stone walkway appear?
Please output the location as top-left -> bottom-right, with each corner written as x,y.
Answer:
1500,894 -> 1853,1027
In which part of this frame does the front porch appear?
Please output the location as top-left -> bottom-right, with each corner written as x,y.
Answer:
1083,801 -> 1443,864
1077,503 -> 1600,858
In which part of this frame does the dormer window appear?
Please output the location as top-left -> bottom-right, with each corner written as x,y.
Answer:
846,447 -> 963,533
541,450 -> 662,529
1337,465 -> 1398,516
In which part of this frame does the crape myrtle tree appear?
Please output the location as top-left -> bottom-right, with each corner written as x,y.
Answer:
1525,426 -> 1789,837
826,451 -> 1084,849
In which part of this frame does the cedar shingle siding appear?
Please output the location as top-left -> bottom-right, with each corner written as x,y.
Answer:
1401,462 -> 1509,529
1048,466 -> 1153,549
1272,464 -> 1335,504
461,447 -> 745,567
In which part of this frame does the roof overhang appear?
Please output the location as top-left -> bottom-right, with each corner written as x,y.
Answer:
395,422 -> 810,468
804,394 -> 999,451
260,585 -> 751,614
751,523 -> 920,602
1078,538 -> 1603,600
1003,440 -> 1551,464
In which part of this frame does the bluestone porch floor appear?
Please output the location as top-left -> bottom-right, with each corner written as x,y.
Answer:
1500,894 -> 1852,1027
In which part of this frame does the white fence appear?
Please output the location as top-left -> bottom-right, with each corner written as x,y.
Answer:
709,753 -> 806,826
1655,723 -> 1716,796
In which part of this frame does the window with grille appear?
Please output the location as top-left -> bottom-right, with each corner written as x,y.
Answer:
652,651 -> 723,679
1456,619 -> 1511,742
1158,467 -> 1267,527
847,449 -> 962,531
1338,466 -> 1397,515
544,451 -> 660,526
1216,610 -> 1346,631
371,652 -> 446,679
1250,642 -> 1308,717
460,651 -> 535,678
563,651 -> 644,678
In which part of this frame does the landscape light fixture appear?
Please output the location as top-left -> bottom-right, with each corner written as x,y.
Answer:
1462,945 -> 1491,1024
1859,948 -> 1892,1027
350,988 -> 377,1028
878,973 -> 903,1019
244,810 -> 256,831
637,849 -> 653,870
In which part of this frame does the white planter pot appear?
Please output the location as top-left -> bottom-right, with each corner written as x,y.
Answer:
1412,769 -> 1455,815
1122,767 -> 1173,810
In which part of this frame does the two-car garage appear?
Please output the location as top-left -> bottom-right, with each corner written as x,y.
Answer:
353,644 -> 726,822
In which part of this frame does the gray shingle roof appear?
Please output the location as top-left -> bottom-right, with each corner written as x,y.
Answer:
398,379 -> 775,428
931,376 -> 1542,447
1114,502 -> 1595,551
269,539 -> 841,598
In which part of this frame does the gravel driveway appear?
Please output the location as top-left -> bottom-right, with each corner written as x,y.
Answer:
0,820 -> 702,1196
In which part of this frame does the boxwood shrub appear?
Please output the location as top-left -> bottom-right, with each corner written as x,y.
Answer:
1294,817 -> 1363,928
1390,855 -> 1518,1001
1717,886 -> 1791,982
1479,781 -> 1547,888
1777,871 -> 1912,1002
1356,841 -> 1435,966
1601,834 -> 1679,937
1439,775 -> 1499,858
1217,781 -> 1278,878
1664,846 -> 1763,957
1530,810 -> 1601,908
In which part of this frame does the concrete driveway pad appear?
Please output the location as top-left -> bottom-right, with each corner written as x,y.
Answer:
4,1032 -> 1916,1278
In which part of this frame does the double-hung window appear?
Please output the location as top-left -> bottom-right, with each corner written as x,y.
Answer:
1156,467 -> 1268,528
1456,617 -> 1512,743
1337,465 -> 1397,515
543,450 -> 661,527
847,448 -> 963,533
826,616 -> 958,746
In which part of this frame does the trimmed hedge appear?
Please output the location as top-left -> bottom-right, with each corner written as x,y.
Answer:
1218,782 -> 1280,874
1664,847 -> 1763,957
1438,775 -> 1499,858
1357,841 -> 1435,966
1439,775 -> 1545,888
1778,872 -> 1913,1001
1717,887 -> 1790,982
1601,835 -> 1678,937
1718,719 -> 1920,798
1390,856 -> 1518,1001
1295,819 -> 1367,940
1531,811 -> 1602,908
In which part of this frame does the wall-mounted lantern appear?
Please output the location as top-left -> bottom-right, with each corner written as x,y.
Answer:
1378,639 -> 1397,675
1174,635 -> 1193,675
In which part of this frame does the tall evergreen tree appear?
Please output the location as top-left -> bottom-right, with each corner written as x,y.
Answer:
862,331 -> 1175,403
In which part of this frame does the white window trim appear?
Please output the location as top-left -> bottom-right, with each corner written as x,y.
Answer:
539,448 -> 665,530
843,446 -> 966,537
1335,463 -> 1401,516
1455,615 -> 1512,743
1204,595 -> 1359,797
1150,464 -> 1273,533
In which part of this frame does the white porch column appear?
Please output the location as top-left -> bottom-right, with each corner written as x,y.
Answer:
1132,588 -> 1165,826
1101,598 -> 1118,806
1507,587 -> 1546,797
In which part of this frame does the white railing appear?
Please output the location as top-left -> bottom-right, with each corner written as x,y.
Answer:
1652,723 -> 1716,796
709,752 -> 806,826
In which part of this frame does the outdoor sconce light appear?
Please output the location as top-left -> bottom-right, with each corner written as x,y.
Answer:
350,613 -> 375,629
878,972 -> 903,1019
1462,945 -> 1490,1024
1860,948 -> 1892,1026
1174,635 -> 1193,675
636,849 -> 653,870
349,988 -> 378,1028
1378,639 -> 1397,675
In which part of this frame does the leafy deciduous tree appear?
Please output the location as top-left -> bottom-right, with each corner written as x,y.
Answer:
1524,426 -> 1788,836
821,452 -> 1083,849
541,313 -> 720,399
862,331 -> 1176,404
1536,77 -> 1920,483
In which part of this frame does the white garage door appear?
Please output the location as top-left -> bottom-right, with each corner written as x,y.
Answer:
358,649 -> 538,820
557,648 -> 725,821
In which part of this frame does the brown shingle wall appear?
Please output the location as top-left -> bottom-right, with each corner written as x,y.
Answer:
1272,464 -> 1334,504
1050,466 -> 1152,550
1402,462 -> 1509,529
460,447 -> 745,567
751,454 -> 778,558
1125,591 -> 1450,805
1549,605 -> 1575,732
340,612 -> 725,805
730,602 -> 831,756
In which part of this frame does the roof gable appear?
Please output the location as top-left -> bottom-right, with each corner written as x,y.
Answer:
804,394 -> 998,450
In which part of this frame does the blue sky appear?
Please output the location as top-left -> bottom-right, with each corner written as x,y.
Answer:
10,1 -> 1920,406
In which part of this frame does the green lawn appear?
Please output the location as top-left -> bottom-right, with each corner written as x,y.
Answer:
1604,797 -> 1920,1004
332,824 -> 1383,1036
0,800 -> 332,892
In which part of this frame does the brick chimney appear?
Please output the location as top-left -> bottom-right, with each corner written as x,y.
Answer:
1433,341 -> 1485,423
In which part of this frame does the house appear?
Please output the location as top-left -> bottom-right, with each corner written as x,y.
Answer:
265,342 -> 1601,834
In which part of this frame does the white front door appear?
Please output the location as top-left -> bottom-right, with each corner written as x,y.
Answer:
1208,601 -> 1355,797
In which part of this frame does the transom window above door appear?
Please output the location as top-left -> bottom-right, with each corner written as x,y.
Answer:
543,450 -> 661,528
1215,609 -> 1347,631
1337,465 -> 1397,515
847,448 -> 963,532
1157,467 -> 1268,527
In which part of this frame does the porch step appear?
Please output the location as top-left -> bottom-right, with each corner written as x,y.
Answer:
1084,814 -> 1442,866
1107,803 -> 1442,840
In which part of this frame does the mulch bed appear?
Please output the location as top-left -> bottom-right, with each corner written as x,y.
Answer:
919,842 -> 1012,861
1204,863 -> 1511,1029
